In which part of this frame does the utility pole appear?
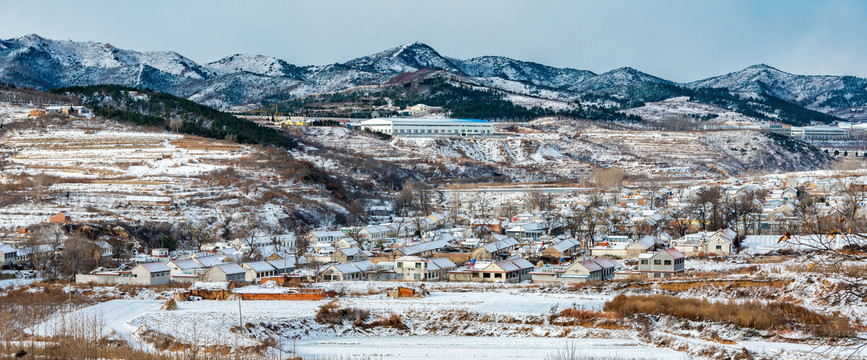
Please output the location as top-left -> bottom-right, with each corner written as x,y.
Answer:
238,296 -> 242,329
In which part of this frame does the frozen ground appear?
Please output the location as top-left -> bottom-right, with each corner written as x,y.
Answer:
293,336 -> 689,360
31,299 -> 163,349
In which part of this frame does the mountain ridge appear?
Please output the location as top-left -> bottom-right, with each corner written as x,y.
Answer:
2,34 -> 866,122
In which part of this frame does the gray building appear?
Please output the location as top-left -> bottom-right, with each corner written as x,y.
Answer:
637,248 -> 685,278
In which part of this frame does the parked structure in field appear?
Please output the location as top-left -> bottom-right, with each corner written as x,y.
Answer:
359,118 -> 493,137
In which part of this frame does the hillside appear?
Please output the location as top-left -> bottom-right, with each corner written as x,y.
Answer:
0,34 -> 862,125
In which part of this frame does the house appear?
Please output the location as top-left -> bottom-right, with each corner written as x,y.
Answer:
334,238 -> 358,249
320,261 -> 374,281
166,259 -> 206,283
637,248 -> 685,278
0,244 -> 18,266
395,256 -> 456,281
266,258 -> 297,275
49,211 -> 71,223
672,229 -> 734,256
449,258 -> 534,283
29,109 -> 46,117
358,225 -> 395,240
76,262 -> 171,285
307,230 -> 347,244
242,261 -> 278,282
204,263 -> 247,282
151,248 -> 170,258
129,262 -> 171,285
532,257 -> 620,284
590,235 -> 654,259
332,246 -> 369,263
390,239 -> 451,258
541,238 -> 580,259
505,222 -> 546,240
471,236 -> 519,260
94,241 -> 114,258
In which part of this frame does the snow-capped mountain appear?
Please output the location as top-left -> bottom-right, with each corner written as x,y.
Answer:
345,42 -> 463,74
689,64 -> 867,118
207,54 -> 308,79
1,34 -> 866,121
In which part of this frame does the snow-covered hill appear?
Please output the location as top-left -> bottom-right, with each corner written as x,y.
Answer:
1,34 -> 865,121
688,64 -> 867,120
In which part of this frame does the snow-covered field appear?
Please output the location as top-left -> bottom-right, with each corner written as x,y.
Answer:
294,336 -> 689,360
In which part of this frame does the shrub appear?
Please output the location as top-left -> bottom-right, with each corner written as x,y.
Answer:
604,294 -> 852,338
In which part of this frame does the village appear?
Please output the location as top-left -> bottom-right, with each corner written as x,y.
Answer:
0,89 -> 866,360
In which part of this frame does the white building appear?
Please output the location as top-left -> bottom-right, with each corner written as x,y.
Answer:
359,118 -> 493,137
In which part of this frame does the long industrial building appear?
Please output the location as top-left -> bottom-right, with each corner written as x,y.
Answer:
358,118 -> 493,137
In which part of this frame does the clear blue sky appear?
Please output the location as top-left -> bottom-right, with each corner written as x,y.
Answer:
1,0 -> 865,82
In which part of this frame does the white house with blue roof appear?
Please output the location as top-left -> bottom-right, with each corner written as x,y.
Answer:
359,118 -> 493,137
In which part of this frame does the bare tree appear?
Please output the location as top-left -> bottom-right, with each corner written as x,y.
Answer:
61,234 -> 99,277
594,167 -> 626,192
169,118 -> 184,132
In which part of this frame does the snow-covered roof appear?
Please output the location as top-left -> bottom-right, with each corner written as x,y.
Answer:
353,260 -> 376,272
396,256 -> 425,261
481,237 -> 519,253
398,239 -> 450,256
169,259 -> 203,270
214,263 -> 245,275
591,257 -> 619,269
490,258 -> 534,272
193,256 -> 223,268
428,257 -> 456,270
0,244 -> 16,254
266,258 -> 296,269
244,261 -> 276,273
139,262 -> 170,273
550,238 -> 580,252
337,246 -> 361,256
577,259 -> 602,272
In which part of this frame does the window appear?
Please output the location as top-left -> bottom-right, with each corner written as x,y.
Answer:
397,262 -> 402,268
664,260 -> 671,265
654,260 -> 662,265
716,245 -> 722,250
414,273 -> 421,280
654,273 -> 661,278
415,263 -> 421,269
483,273 -> 491,278
640,260 -> 648,265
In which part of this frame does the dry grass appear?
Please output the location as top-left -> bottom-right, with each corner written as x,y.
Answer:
604,294 -> 853,338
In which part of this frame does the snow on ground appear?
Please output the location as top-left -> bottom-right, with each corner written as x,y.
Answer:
0,278 -> 38,290
31,300 -> 163,349
294,336 -> 689,360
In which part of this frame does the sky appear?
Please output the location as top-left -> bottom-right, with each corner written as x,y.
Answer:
1,0 -> 866,82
